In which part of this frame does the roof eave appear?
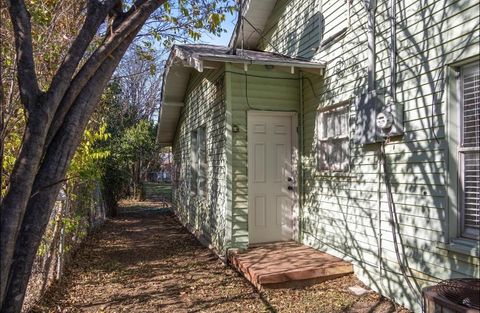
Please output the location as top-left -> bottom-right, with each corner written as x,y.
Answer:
156,48 -> 191,146
156,47 -> 327,146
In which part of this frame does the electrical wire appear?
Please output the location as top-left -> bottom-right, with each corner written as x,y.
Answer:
235,1 -> 422,308
380,140 -> 422,307
241,15 -> 319,62
223,70 -> 321,110
233,2 -> 323,107
244,70 -> 254,110
242,17 -> 282,55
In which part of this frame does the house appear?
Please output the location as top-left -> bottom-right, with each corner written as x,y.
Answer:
157,0 -> 479,311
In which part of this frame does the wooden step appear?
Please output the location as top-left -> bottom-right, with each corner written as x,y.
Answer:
228,241 -> 353,290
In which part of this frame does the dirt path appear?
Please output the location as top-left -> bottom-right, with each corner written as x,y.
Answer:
34,201 -> 409,313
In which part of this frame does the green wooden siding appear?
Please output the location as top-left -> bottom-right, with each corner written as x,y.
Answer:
227,64 -> 300,248
260,0 -> 479,311
172,66 -> 229,252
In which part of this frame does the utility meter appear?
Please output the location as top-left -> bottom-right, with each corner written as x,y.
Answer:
376,111 -> 394,130
354,91 -> 404,144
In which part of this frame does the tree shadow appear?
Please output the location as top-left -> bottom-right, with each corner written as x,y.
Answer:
285,0 -> 479,311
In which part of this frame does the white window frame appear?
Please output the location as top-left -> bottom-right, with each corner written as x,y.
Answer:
458,62 -> 480,239
316,102 -> 350,172
190,126 -> 207,197
447,61 -> 480,242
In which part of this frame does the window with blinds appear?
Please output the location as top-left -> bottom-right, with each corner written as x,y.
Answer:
190,126 -> 207,197
317,104 -> 350,172
460,62 -> 480,239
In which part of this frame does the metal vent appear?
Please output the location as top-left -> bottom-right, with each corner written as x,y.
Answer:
434,278 -> 480,310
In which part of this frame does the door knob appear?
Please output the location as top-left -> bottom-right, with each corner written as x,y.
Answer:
287,177 -> 293,182
288,186 -> 294,191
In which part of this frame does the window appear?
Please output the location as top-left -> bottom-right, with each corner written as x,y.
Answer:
458,62 -> 480,239
190,126 -> 207,197
317,103 -> 350,172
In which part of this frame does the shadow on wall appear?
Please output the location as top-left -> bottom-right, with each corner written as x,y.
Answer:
299,0 -> 478,311
302,11 -> 324,60
261,0 -> 323,61
172,71 -> 229,253
287,11 -> 324,60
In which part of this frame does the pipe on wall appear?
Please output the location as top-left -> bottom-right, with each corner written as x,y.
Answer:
364,0 -> 384,277
365,0 -> 376,92
299,72 -> 304,241
389,0 -> 397,102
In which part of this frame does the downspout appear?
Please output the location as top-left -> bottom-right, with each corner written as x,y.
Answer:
299,72 -> 304,241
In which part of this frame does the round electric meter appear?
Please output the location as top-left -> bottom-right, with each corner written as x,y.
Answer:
376,111 -> 394,129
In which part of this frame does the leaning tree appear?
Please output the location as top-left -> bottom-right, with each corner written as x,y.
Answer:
0,0 -> 233,311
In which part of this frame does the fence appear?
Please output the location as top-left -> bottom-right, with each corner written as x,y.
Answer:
22,182 -> 106,312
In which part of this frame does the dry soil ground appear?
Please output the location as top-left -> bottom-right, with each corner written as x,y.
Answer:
33,200 -> 410,313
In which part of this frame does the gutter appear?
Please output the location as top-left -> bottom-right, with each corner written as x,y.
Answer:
173,52 -> 326,74
200,56 -> 326,70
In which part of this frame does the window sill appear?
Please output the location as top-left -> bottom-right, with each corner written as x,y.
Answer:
437,238 -> 479,258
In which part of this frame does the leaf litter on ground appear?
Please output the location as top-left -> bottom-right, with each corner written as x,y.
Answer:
33,201 -> 411,313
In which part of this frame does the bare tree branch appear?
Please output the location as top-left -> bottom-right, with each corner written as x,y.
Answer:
44,0 -> 116,119
45,0 -> 166,148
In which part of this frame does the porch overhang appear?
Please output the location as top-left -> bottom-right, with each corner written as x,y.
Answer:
156,44 -> 326,145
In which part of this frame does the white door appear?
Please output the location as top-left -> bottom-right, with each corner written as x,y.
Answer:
248,112 -> 296,244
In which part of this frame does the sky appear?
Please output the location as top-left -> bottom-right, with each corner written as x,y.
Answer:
150,10 -> 238,122
202,11 -> 237,46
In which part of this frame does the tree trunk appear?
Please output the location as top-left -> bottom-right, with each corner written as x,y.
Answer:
0,1 -> 115,303
0,0 -> 194,309
137,160 -> 142,200
1,21 -> 147,313
0,68 -> 4,204
0,106 -> 51,306
0,28 -> 138,312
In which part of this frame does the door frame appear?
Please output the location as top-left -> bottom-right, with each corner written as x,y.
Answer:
247,110 -> 300,244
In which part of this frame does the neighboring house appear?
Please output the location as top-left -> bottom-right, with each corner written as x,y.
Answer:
157,0 -> 479,311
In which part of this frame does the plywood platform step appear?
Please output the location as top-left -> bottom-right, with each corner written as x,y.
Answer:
228,241 -> 353,289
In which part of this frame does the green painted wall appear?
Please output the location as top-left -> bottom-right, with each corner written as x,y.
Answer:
260,0 -> 479,311
172,66 -> 230,252
171,63 -> 302,251
227,64 -> 301,248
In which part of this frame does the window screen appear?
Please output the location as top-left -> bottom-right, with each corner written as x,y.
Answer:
190,130 -> 198,195
317,104 -> 350,172
190,126 -> 207,197
460,62 -> 480,238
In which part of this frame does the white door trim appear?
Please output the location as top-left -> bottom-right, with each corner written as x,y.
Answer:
247,111 -> 300,244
